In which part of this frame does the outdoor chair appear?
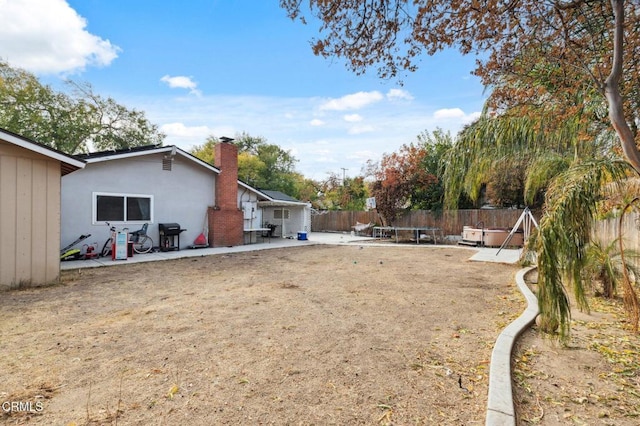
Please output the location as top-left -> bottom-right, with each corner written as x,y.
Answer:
351,221 -> 373,236
262,223 -> 278,238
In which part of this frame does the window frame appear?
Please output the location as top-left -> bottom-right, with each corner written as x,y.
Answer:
92,192 -> 154,225
273,209 -> 290,220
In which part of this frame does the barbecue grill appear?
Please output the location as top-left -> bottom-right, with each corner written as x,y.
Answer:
159,222 -> 186,251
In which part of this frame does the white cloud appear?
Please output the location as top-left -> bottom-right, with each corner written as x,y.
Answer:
343,114 -> 362,123
159,121 -> 238,149
319,91 -> 384,111
160,122 -> 212,139
312,148 -> 338,163
160,75 -> 201,96
0,0 -> 119,74
348,124 -> 375,135
348,150 -> 378,163
433,108 -> 466,120
433,108 -> 481,126
466,111 -> 482,123
386,88 -> 414,101
131,93 -> 482,181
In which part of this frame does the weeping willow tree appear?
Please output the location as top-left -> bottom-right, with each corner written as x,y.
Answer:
442,109 -> 611,210
443,110 -> 638,339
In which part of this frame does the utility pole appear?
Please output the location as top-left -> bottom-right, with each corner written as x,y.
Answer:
340,167 -> 348,186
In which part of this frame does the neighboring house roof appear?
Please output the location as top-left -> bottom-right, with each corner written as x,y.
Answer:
259,189 -> 301,203
258,189 -> 309,207
0,127 -> 85,175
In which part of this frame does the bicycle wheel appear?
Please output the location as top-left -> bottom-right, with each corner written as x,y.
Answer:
133,235 -> 153,254
101,238 -> 113,257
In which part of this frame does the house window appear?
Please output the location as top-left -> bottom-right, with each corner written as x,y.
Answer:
273,209 -> 290,220
93,192 -> 153,223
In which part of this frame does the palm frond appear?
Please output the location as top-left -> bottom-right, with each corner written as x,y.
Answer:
536,159 -> 631,339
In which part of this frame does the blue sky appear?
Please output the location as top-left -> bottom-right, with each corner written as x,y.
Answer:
0,0 -> 486,180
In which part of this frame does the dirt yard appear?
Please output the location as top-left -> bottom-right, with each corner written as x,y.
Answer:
0,244 -> 638,425
514,271 -> 640,425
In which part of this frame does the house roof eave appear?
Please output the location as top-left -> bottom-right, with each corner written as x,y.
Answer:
258,200 -> 310,207
80,145 -> 221,174
0,128 -> 85,175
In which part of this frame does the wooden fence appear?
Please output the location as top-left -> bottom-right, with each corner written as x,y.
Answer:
592,211 -> 640,267
312,209 -> 640,259
311,209 -> 537,237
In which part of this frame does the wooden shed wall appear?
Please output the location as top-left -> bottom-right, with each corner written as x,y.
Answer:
0,141 -> 61,289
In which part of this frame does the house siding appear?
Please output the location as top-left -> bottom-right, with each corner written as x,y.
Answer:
61,152 -> 216,250
0,141 -> 61,289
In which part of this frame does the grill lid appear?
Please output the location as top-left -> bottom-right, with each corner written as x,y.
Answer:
159,223 -> 185,235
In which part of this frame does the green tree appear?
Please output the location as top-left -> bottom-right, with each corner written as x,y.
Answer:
314,172 -> 368,210
233,132 -> 267,155
412,129 -> 455,211
191,133 -> 301,197
485,160 -> 527,208
291,174 -> 320,204
584,238 -> 640,299
363,129 -> 453,223
69,82 -> 165,152
0,61 -> 164,153
238,151 -> 267,185
314,172 -> 345,210
253,142 -> 298,194
367,141 -> 438,224
342,176 -> 368,210
190,137 -> 216,165
442,111 -> 597,210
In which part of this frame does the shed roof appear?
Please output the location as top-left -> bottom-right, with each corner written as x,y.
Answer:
259,189 -> 301,203
258,189 -> 309,207
0,128 -> 85,175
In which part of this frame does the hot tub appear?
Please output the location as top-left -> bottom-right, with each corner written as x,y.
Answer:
462,226 -> 484,244
461,226 -> 524,247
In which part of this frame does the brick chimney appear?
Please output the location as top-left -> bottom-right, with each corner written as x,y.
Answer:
208,141 -> 244,247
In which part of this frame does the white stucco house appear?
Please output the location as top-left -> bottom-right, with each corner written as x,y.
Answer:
61,142 -> 311,251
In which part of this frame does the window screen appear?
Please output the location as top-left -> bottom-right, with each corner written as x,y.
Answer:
273,209 -> 290,220
94,193 -> 152,223
96,195 -> 125,221
127,197 -> 151,221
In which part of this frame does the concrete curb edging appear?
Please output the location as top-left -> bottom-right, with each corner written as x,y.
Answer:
486,266 -> 539,425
